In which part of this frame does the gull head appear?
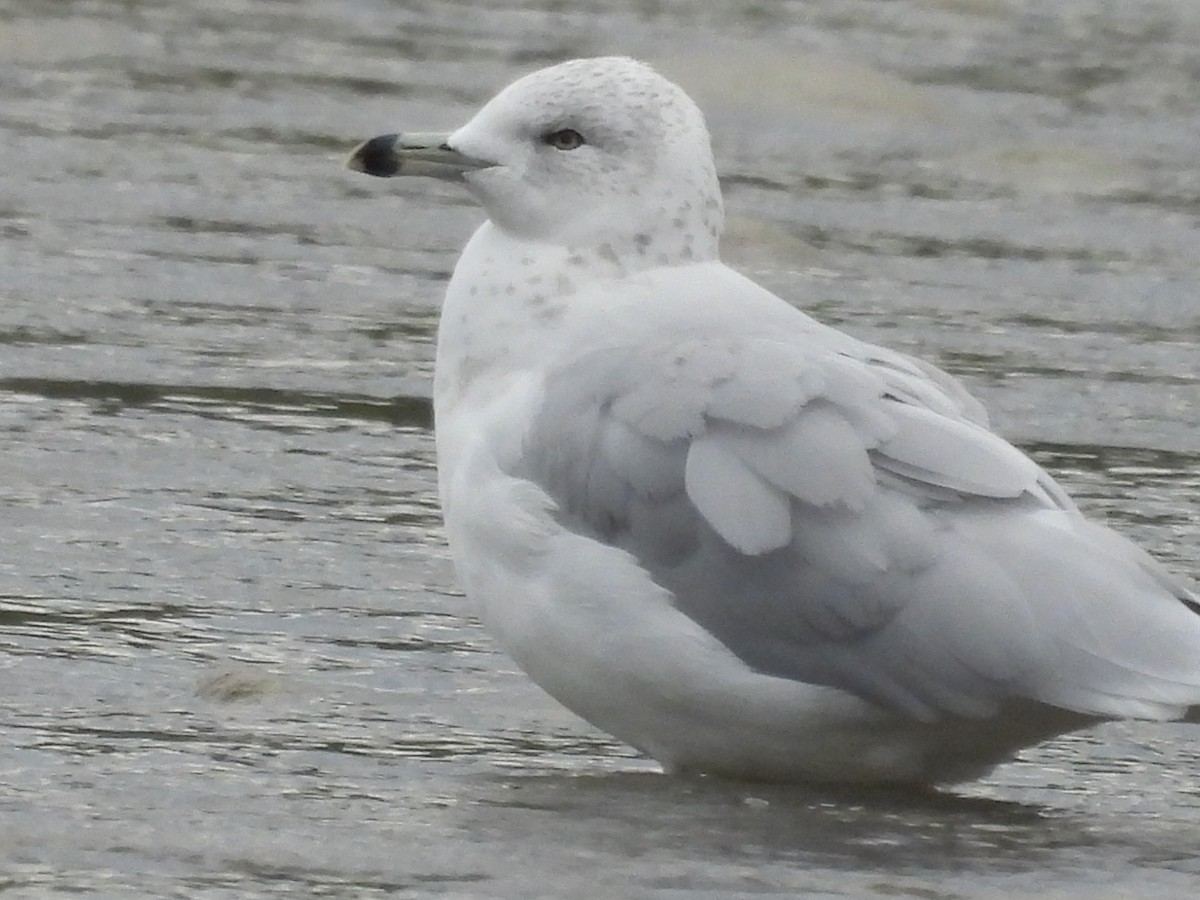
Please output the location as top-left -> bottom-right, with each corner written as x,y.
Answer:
348,57 -> 724,263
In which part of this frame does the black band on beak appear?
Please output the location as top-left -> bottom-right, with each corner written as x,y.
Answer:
351,134 -> 400,177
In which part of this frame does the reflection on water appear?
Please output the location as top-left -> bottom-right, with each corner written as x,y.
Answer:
2,0 -> 1199,896
460,765 -> 1200,893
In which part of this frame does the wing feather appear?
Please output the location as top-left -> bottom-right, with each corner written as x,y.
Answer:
702,340 -> 824,428
724,406 -> 877,511
684,434 -> 791,554
874,401 -> 1042,499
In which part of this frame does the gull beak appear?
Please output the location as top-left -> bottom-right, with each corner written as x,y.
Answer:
345,132 -> 493,180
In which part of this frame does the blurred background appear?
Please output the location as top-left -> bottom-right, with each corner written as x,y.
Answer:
2,1 -> 1199,897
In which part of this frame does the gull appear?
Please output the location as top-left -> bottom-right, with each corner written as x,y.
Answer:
346,56 -> 1200,784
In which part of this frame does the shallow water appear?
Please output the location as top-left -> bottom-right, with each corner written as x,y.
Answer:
2,0 -> 1199,897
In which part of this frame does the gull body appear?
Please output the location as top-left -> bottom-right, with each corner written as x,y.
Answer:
348,57 -> 1200,784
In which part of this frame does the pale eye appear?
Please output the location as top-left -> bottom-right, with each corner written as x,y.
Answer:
543,128 -> 586,151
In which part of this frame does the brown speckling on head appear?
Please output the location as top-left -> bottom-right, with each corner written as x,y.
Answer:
596,243 -> 621,266
534,304 -> 565,324
444,56 -> 724,271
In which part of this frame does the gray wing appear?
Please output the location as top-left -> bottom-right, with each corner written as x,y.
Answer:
517,333 -> 1200,722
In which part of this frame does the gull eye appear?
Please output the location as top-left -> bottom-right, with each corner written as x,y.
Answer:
543,128 -> 586,151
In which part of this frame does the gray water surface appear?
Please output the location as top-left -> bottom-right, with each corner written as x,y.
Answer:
2,1 -> 1199,897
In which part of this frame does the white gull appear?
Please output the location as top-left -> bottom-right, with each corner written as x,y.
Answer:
347,56 -> 1200,784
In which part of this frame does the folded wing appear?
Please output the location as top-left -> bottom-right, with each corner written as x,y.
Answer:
516,324 -> 1200,722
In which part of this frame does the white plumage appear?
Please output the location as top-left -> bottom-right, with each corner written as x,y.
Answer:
348,56 -> 1200,784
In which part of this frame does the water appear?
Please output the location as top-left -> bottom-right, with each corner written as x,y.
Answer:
2,0 -> 1199,896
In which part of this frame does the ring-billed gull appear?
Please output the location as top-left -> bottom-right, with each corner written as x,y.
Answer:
346,56 -> 1200,784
